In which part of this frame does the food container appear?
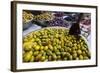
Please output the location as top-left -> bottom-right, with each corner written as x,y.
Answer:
23,21 -> 33,30
23,11 -> 34,30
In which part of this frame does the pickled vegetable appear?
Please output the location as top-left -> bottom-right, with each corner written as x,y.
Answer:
23,28 -> 90,62
23,11 -> 33,23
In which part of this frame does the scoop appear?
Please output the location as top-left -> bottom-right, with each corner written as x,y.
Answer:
69,13 -> 83,40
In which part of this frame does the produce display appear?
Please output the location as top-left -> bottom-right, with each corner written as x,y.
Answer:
32,12 -> 54,21
23,11 -> 33,24
23,11 -> 54,23
46,12 -> 71,27
22,10 -> 91,63
47,18 -> 69,27
23,27 -> 91,62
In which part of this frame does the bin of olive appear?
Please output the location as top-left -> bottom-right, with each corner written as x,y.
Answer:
23,11 -> 33,30
23,27 -> 91,62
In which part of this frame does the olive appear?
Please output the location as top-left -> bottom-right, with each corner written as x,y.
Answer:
74,43 -> 77,47
23,42 -> 33,51
79,55 -> 84,60
38,40 -> 42,45
72,53 -> 77,59
27,34 -> 33,39
55,34 -> 59,38
75,57 -> 79,60
42,52 -> 46,56
44,46 -> 48,51
46,50 -> 52,56
61,52 -> 66,57
52,53 -> 57,60
57,55 -> 61,60
67,48 -> 71,53
33,51 -> 39,56
48,56 -> 52,61
72,50 -> 77,54
23,37 -> 28,42
82,51 -> 87,56
66,52 -> 70,57
45,55 -> 49,59
65,48 -> 69,52
84,45 -> 88,48
44,59 -> 48,62
40,50 -> 44,54
23,28 -> 90,62
34,45 -> 40,51
54,46 -> 58,51
23,51 -> 33,62
77,49 -> 82,55
84,56 -> 89,60
72,47 -> 76,51
58,41 -> 62,45
40,46 -> 44,50
56,51 -> 61,55
82,47 -> 87,51
57,45 -> 62,49
35,54 -> 42,61
86,51 -> 91,58
60,48 -> 64,52
41,56 -> 46,61
48,45 -> 53,51
30,38 -> 35,42
64,57 -> 68,60
30,56 -> 34,62
69,55 -> 73,60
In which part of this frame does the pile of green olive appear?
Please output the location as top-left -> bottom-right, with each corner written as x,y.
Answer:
23,11 -> 33,24
23,27 -> 91,62
32,12 -> 54,21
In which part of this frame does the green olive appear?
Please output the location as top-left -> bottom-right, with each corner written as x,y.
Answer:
40,46 -> 44,50
45,55 -> 49,59
79,55 -> 84,60
61,52 -> 66,57
52,53 -> 57,60
56,51 -> 61,55
60,48 -> 64,52
69,55 -> 73,60
33,51 -> 39,56
82,51 -> 87,56
66,52 -> 70,57
34,45 -> 40,51
23,37 -> 28,42
30,56 -> 34,62
44,46 -> 48,51
23,51 -> 33,62
23,28 -> 90,62
82,47 -> 87,51
64,57 -> 68,60
23,42 -> 33,51
75,57 -> 79,60
87,51 -> 91,58
84,56 -> 89,60
57,55 -> 61,60
41,56 -> 46,61
77,49 -> 82,55
72,53 -> 77,59
48,44 -> 53,51
35,54 -> 42,61
46,50 -> 52,56
48,56 -> 52,61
